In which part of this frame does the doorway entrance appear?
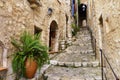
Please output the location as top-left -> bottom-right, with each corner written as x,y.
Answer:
78,3 -> 87,26
34,26 -> 42,35
49,20 -> 58,53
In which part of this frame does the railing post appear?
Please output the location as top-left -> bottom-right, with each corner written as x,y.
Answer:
100,49 -> 119,80
94,38 -> 96,59
100,49 -> 104,80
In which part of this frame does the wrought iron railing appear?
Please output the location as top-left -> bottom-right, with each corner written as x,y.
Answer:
88,27 -> 97,59
87,26 -> 119,80
100,49 -> 119,80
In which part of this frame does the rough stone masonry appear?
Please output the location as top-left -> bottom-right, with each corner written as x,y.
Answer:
0,0 -> 72,80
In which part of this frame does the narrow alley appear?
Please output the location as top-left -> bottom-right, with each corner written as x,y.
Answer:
0,0 -> 120,80
44,27 -> 102,80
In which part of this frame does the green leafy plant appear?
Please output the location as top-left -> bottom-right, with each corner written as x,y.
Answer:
78,0 -> 80,4
11,31 -> 49,78
71,23 -> 79,36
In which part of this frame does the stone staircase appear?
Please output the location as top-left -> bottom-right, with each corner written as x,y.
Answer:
43,27 -> 102,80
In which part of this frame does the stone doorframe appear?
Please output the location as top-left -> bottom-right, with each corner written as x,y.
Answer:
49,20 -> 58,53
99,14 -> 103,49
0,41 -> 7,67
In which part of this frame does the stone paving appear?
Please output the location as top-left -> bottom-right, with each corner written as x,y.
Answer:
44,27 -> 102,80
44,66 -> 101,80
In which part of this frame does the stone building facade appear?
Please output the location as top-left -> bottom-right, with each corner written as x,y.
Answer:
87,0 -> 120,79
0,0 -> 72,80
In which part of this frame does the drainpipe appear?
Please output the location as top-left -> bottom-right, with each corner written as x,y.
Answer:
71,0 -> 74,17
3,48 -> 7,67
76,0 -> 79,27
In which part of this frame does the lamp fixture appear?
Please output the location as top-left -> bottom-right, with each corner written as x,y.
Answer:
48,8 -> 53,15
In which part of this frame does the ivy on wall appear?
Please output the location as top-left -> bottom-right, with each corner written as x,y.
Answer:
78,0 -> 80,4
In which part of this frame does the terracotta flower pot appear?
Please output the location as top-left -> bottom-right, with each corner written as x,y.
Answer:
25,58 -> 38,79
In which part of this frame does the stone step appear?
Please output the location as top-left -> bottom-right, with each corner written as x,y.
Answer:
79,29 -> 89,32
75,50 -> 94,54
78,31 -> 90,34
76,39 -> 91,43
77,36 -> 91,40
50,60 -> 100,67
53,51 -> 95,62
44,66 -> 102,80
66,49 -> 94,54
73,39 -> 92,43
77,31 -> 90,34
77,33 -> 91,36
72,42 -> 92,46
76,37 -> 91,40
46,76 -> 102,80
73,42 -> 92,45
76,33 -> 91,37
66,44 -> 93,50
77,37 -> 91,40
66,44 -> 92,48
45,28 -> 102,80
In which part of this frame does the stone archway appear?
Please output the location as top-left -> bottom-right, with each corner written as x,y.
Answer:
78,3 -> 87,26
49,20 -> 58,53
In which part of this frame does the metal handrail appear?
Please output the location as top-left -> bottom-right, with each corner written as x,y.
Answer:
100,49 -> 119,80
92,35 -> 96,59
88,27 -> 97,59
87,26 -> 119,80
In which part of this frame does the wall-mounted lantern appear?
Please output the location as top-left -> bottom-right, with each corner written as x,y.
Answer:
47,8 -> 53,15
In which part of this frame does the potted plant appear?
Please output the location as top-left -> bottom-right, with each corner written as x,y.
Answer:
11,31 -> 49,79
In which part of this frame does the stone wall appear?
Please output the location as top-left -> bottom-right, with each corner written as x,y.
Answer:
32,0 -> 72,50
0,0 -> 34,80
0,0 -> 72,80
87,0 -> 120,79
80,0 -> 87,4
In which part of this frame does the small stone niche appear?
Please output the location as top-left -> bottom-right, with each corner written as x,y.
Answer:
34,25 -> 42,35
99,14 -> 103,27
27,0 -> 41,9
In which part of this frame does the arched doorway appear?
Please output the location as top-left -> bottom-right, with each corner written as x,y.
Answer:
78,3 -> 87,26
49,20 -> 58,53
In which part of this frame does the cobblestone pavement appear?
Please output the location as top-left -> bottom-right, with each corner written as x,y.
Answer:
44,27 -> 102,80
44,66 -> 101,80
